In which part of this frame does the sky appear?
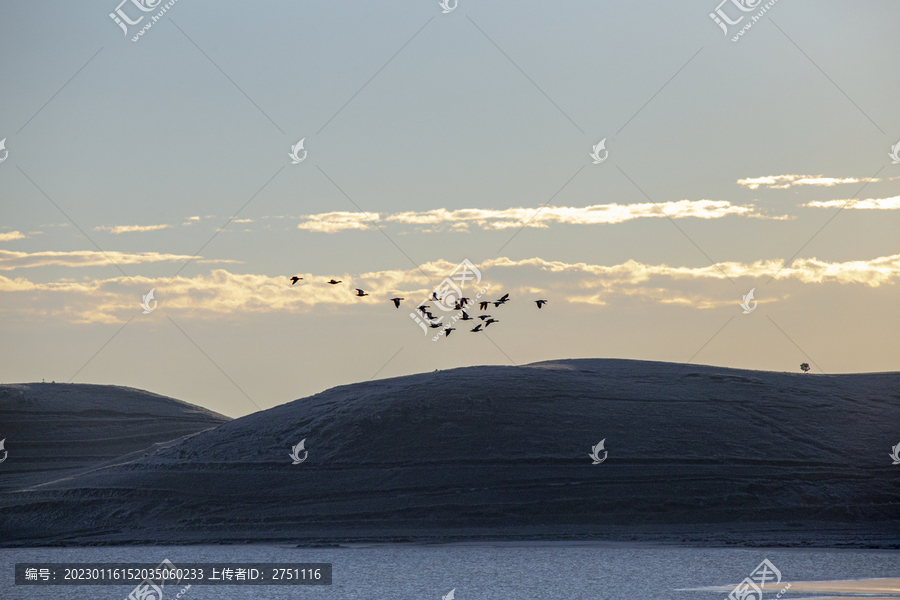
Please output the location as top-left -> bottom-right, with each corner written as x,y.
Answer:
1,0 -> 899,418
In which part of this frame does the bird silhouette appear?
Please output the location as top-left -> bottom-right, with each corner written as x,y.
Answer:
289,276 -> 302,285
454,301 -> 462,310
460,311 -> 473,321
429,322 -> 443,329
470,324 -> 483,332
535,299 -> 548,309
460,297 -> 470,306
477,314 -> 492,321
479,301 -> 490,310
444,327 -> 456,337
497,293 -> 509,303
327,279 -> 342,285
425,312 -> 436,320
431,291 -> 441,301
417,305 -> 430,314
390,297 -> 404,308
355,289 -> 368,297
484,318 -> 499,327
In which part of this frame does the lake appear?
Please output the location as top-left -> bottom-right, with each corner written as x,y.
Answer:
2,543 -> 898,599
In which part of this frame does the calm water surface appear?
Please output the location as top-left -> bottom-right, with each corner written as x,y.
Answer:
2,544 -> 898,600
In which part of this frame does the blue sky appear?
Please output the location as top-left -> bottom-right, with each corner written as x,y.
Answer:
2,0 -> 899,417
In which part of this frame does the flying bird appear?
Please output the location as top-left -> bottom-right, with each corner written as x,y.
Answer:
535,299 -> 548,309
460,311 -> 473,321
470,324 -> 483,332
429,322 -> 443,329
289,276 -> 303,285
327,279 -> 342,285
444,327 -> 456,337
479,301 -> 490,310
425,312 -> 436,320
417,305 -> 430,314
498,293 -> 510,302
477,314 -> 492,321
390,297 -> 404,308
484,318 -> 499,327
355,289 -> 368,297
460,297 -> 470,306
431,291 -> 441,301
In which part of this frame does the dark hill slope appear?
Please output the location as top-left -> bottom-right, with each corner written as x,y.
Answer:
0,383 -> 229,493
1,360 -> 899,547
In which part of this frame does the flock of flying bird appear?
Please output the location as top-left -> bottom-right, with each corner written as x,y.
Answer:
288,275 -> 547,338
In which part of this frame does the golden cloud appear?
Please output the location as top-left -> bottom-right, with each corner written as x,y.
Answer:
2,253 -> 897,323
736,174 -> 891,190
94,224 -> 171,234
0,250 -> 238,271
804,196 -> 900,210
296,201 -> 783,233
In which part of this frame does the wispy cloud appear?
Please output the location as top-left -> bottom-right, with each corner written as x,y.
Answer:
297,212 -> 378,233
0,231 -> 27,242
803,196 -> 900,210
0,249 -> 240,271
297,201 -> 783,233
4,253 -> 898,323
737,174 -> 891,190
94,224 -> 171,234
491,254 -> 900,297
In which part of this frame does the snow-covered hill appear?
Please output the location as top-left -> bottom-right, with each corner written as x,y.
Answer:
1,360 -> 898,547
